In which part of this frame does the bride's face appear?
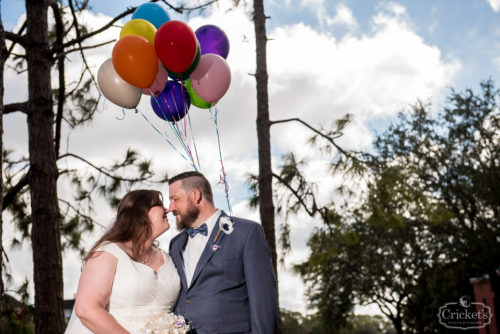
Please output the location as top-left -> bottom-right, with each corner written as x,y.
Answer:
148,204 -> 169,238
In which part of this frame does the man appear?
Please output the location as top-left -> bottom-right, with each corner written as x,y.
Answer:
168,171 -> 279,334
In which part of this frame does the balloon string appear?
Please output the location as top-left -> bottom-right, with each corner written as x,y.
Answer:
168,83 -> 197,170
179,84 -> 193,163
150,90 -> 198,171
147,93 -> 196,169
151,92 -> 188,150
182,84 -> 188,139
209,106 -> 232,215
157,88 -> 188,145
187,110 -> 201,170
115,109 -> 126,120
170,83 -> 190,144
136,108 -> 194,168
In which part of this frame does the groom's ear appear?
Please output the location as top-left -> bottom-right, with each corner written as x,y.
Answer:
192,189 -> 202,204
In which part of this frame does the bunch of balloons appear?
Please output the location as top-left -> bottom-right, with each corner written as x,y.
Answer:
97,2 -> 232,122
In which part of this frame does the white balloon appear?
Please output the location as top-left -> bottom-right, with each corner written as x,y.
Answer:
97,59 -> 142,109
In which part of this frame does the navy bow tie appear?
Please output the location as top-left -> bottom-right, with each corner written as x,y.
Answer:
186,223 -> 208,238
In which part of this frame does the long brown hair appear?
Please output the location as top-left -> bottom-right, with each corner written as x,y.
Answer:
83,189 -> 163,262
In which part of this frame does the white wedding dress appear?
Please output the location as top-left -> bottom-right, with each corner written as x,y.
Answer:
65,242 -> 181,333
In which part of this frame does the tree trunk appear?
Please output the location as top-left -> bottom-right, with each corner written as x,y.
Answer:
25,1 -> 65,333
0,16 -> 6,334
392,314 -> 403,334
253,0 -> 279,308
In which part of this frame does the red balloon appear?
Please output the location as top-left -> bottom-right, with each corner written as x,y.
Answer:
155,20 -> 197,74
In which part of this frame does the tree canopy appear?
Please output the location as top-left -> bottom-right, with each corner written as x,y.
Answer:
275,80 -> 500,333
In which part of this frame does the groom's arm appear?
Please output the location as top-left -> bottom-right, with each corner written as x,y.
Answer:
243,222 -> 279,334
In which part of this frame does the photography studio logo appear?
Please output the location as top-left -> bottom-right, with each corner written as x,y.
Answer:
437,296 -> 492,330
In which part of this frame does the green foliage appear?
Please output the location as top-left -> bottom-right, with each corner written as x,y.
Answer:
275,80 -> 500,333
65,78 -> 99,128
340,314 -> 396,334
2,150 -> 31,243
280,309 -> 327,334
280,309 -> 395,334
1,282 -> 35,334
1,300 -> 35,334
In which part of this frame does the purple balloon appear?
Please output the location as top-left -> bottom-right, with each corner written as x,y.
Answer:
195,25 -> 230,59
151,81 -> 190,122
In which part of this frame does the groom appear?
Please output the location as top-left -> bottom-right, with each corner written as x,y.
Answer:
168,171 -> 279,334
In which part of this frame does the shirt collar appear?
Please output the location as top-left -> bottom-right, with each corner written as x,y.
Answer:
204,209 -> 221,237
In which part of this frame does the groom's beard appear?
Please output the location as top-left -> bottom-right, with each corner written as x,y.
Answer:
175,203 -> 200,230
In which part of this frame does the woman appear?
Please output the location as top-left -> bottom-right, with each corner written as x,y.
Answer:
65,189 -> 181,333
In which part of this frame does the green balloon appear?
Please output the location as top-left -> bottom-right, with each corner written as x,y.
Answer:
184,79 -> 212,109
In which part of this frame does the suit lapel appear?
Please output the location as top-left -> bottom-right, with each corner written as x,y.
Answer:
173,232 -> 189,290
188,211 -> 229,289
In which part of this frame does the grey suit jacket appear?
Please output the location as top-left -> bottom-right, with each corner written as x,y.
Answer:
169,211 -> 279,334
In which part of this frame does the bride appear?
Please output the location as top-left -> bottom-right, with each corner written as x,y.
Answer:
65,189 -> 181,333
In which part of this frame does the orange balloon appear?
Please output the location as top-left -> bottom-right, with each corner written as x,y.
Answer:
112,35 -> 158,88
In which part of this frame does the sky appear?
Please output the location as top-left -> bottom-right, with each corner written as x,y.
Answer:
2,0 -> 500,317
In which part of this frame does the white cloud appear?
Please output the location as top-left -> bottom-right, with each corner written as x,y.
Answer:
487,0 -> 500,12
326,3 -> 358,29
265,8 -> 459,161
2,0 -> 461,315
297,0 -> 357,30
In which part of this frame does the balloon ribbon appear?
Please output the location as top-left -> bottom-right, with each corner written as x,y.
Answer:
209,105 -> 232,215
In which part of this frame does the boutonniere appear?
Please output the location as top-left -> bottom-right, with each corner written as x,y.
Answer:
219,216 -> 234,235
213,216 -> 235,243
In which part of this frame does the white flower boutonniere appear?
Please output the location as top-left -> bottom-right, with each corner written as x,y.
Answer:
219,216 -> 234,235
213,216 -> 235,243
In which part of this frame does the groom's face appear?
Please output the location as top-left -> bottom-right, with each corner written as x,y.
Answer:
169,180 -> 200,230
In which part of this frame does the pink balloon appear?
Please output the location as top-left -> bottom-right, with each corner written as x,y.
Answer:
190,54 -> 231,103
142,62 -> 169,95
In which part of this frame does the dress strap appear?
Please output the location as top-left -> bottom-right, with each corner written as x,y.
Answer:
94,242 -> 125,260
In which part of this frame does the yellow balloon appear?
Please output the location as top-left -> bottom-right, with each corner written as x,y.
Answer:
120,19 -> 157,46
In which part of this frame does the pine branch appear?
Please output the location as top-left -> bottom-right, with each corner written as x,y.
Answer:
6,63 -> 27,74
67,0 -> 99,90
160,0 -> 220,13
2,173 -> 29,212
270,117 -> 357,159
5,21 -> 26,60
58,198 -> 105,229
3,102 -> 28,114
4,31 -> 26,48
52,7 -> 135,53
60,40 -> 115,57
272,172 -> 316,217
58,152 -> 152,182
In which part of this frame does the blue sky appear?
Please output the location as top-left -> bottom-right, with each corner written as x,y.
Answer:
3,0 -> 500,104
3,0 -> 500,92
2,0 -> 500,316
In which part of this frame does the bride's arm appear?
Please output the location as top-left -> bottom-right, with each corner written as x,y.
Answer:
74,251 -> 129,334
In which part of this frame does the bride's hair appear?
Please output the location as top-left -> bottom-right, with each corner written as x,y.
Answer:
83,189 -> 163,263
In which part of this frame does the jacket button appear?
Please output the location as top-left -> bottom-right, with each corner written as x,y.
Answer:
185,299 -> 191,304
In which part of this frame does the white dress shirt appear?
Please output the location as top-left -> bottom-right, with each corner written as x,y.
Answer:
183,209 -> 221,287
